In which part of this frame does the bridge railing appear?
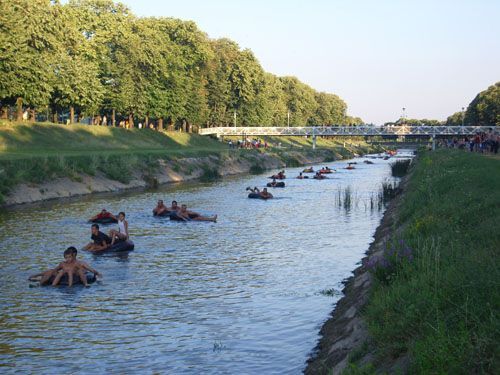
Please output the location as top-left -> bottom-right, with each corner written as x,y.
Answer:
198,125 -> 496,137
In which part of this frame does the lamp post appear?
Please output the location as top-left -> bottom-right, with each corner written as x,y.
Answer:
287,111 -> 290,127
233,111 -> 236,128
402,107 -> 406,124
461,107 -> 465,127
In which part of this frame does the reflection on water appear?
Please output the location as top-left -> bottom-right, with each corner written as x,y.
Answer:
0,152 -> 409,373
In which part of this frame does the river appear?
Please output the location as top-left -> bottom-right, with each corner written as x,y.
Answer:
0,152 -> 409,373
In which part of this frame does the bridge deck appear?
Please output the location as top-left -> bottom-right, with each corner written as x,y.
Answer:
199,125 -> 496,137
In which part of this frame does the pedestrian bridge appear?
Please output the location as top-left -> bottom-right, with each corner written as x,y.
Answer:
199,125 -> 494,137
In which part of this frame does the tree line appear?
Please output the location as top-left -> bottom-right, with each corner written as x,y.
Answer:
446,82 -> 499,126
383,82 -> 499,127
0,0 -> 362,129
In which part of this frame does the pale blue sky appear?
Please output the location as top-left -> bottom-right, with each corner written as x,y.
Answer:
117,0 -> 499,124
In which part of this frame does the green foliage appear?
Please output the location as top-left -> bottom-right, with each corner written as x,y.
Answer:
464,82 -> 499,126
385,118 -> 443,126
445,110 -> 465,126
390,159 -> 411,177
199,164 -> 221,182
0,0 -> 359,126
249,163 -> 265,175
364,150 -> 500,373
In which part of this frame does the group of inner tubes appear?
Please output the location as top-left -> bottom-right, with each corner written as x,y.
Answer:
153,200 -> 217,222
29,201 -> 218,287
30,158 -> 385,286
248,159 -> 382,199
299,166 -> 337,179
29,209 -> 135,287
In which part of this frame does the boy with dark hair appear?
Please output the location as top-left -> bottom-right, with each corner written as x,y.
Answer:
84,224 -> 111,252
30,247 -> 101,287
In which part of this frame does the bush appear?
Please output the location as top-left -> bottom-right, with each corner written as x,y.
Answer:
199,164 -> 221,182
249,163 -> 265,174
390,159 -> 411,177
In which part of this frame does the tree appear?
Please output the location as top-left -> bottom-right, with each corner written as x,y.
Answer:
280,76 -> 317,126
0,0 -> 357,128
465,82 -> 499,126
0,0 -> 61,119
446,111 -> 465,126
49,3 -> 104,123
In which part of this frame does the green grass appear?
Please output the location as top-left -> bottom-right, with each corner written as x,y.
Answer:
0,121 -> 231,203
225,135 -> 382,155
362,150 -> 500,373
0,121 -> 226,160
0,122 -> 384,204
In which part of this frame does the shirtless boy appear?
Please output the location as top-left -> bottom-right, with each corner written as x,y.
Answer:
177,204 -> 217,222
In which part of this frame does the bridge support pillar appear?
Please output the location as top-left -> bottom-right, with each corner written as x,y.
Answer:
312,135 -> 317,150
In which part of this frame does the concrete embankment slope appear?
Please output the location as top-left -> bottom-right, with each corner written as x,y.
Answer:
0,122 -> 380,207
306,150 -> 499,374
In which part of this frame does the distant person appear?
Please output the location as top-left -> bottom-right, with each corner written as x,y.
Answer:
89,209 -> 116,222
247,186 -> 273,199
109,212 -> 129,246
259,187 -> 273,199
168,200 -> 180,212
84,224 -> 111,252
177,204 -> 217,222
153,200 -> 168,216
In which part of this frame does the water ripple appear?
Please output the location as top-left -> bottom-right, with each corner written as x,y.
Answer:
0,153 -> 409,373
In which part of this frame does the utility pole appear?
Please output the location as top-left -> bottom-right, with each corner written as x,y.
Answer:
287,111 -> 290,127
233,111 -> 237,128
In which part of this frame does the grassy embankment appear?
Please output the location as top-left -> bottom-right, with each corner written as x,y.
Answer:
0,122 -> 380,203
226,135 -> 377,163
347,150 -> 499,373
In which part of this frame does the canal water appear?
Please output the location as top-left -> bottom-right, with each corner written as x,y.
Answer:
0,153 -> 406,373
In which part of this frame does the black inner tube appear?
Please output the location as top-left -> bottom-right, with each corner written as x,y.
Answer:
89,217 -> 118,224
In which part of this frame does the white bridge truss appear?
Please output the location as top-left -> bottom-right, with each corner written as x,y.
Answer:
199,125 -> 495,138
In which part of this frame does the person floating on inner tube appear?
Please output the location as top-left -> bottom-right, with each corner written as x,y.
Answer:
153,200 -> 168,216
30,247 -> 101,287
177,204 -> 217,222
84,224 -> 112,252
271,170 -> 286,179
297,172 -> 304,179
167,200 -> 180,212
109,212 -> 129,246
90,208 -> 117,222
247,186 -> 273,199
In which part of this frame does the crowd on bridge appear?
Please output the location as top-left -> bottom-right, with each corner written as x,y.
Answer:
439,128 -> 499,154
